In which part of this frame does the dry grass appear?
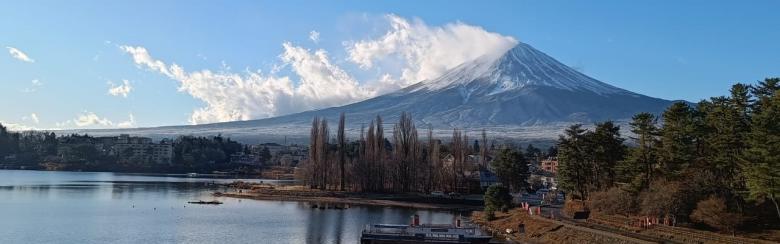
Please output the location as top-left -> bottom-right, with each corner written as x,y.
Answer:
471,209 -> 647,244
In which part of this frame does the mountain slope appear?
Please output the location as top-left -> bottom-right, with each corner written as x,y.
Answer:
237,42 -> 673,128
69,42 -> 676,143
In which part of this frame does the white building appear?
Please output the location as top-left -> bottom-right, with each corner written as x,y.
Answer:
113,134 -> 173,165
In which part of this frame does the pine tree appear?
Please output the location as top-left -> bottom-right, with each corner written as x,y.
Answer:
525,144 -> 541,162
743,86 -> 780,220
589,121 -> 626,189
659,102 -> 697,178
557,124 -> 590,199
622,113 -> 660,189
492,148 -> 528,192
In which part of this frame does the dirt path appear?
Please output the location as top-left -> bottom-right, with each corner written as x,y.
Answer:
472,209 -> 654,244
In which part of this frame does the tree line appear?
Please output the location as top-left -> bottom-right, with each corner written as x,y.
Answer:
0,128 -> 247,173
300,112 -> 533,194
557,78 -> 780,232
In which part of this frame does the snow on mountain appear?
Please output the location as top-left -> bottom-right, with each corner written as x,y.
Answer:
67,42 -> 677,143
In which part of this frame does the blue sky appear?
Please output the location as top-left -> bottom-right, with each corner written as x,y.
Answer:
1,1 -> 779,130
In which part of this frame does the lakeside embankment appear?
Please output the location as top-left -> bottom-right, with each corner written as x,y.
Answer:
216,182 -> 482,210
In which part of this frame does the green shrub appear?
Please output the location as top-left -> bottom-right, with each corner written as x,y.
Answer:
484,185 -> 512,211
484,206 -> 497,221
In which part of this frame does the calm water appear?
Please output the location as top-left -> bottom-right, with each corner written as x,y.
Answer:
0,170 -> 460,244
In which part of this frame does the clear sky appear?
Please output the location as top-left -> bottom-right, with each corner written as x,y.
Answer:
2,1 -> 778,130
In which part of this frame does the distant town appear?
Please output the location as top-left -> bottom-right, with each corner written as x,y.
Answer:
0,129 -> 305,175
0,125 -> 560,189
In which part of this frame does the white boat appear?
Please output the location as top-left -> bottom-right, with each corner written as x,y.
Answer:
360,215 -> 492,244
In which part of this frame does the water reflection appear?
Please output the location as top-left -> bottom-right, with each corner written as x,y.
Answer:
0,170 -> 459,243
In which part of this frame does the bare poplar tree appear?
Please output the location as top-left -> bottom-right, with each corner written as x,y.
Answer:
480,129 -> 488,168
317,119 -> 329,190
337,112 -> 346,191
308,117 -> 321,189
451,128 -> 463,192
392,112 -> 419,192
375,115 -> 385,192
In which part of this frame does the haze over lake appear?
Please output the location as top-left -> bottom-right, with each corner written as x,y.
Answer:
0,170 -> 459,243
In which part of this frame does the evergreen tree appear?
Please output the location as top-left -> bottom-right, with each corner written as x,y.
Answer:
525,144 -> 542,162
622,113 -> 660,189
743,88 -> 780,220
700,95 -> 749,193
557,124 -> 590,199
484,185 -> 512,212
659,102 -> 698,179
588,121 -> 626,189
546,146 -> 558,157
492,148 -> 528,192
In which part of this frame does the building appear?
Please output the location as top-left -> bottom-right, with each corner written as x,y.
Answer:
541,157 -> 558,174
113,134 -> 173,165
254,143 -> 308,166
230,152 -> 260,165
479,169 -> 499,190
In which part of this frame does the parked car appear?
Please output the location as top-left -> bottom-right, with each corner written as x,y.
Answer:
448,192 -> 462,199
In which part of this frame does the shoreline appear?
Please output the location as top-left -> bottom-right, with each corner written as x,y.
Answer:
216,189 -> 483,211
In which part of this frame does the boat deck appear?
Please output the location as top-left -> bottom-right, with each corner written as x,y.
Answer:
360,224 -> 492,244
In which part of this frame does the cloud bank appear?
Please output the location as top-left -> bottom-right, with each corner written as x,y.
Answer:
121,14 -> 516,125
347,14 -> 517,89
53,111 -> 135,129
120,44 -> 373,125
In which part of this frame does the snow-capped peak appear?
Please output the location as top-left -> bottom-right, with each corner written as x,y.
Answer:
415,42 -> 628,96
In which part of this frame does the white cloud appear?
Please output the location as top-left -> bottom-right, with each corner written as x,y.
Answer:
120,43 -> 373,125
48,112 -> 144,129
56,111 -> 133,129
280,42 -> 373,111
0,121 -> 35,131
74,111 -> 114,127
6,46 -> 35,63
108,80 -> 133,98
119,14 -> 518,125
22,79 -> 42,93
21,113 -> 40,124
347,14 -> 517,90
117,113 -> 136,128
309,30 -> 320,44
31,113 -> 39,124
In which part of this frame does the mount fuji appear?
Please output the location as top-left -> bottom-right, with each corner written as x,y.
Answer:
70,42 -> 676,143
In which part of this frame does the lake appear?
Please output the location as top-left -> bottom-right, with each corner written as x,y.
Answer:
0,170 -> 461,243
